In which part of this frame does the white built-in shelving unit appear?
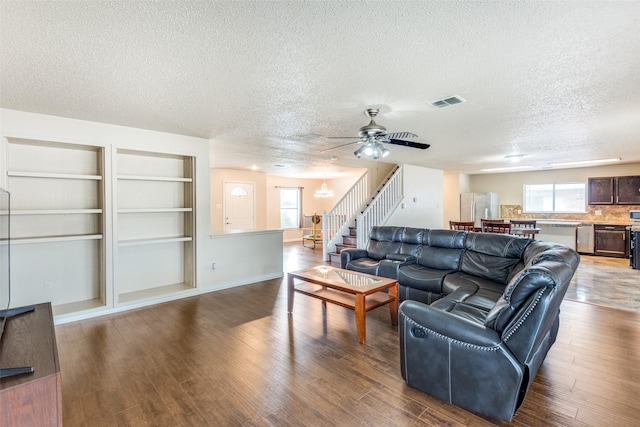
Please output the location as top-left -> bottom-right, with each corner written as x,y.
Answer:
2,138 -> 106,315
115,148 -> 195,305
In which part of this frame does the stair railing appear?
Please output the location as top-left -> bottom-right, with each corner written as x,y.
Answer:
356,165 -> 403,248
322,172 -> 368,260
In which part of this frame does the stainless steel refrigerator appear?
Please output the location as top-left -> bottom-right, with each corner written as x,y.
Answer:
460,192 -> 500,227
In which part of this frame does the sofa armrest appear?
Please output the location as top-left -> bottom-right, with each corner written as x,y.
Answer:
340,248 -> 369,269
386,253 -> 417,263
378,254 -> 417,279
399,300 -> 501,347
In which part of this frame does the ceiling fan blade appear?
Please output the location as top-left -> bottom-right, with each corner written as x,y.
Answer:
387,139 -> 430,150
326,136 -> 359,139
320,140 -> 361,152
386,132 -> 418,139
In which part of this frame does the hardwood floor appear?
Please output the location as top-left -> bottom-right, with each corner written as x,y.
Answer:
565,255 -> 640,311
55,242 -> 640,426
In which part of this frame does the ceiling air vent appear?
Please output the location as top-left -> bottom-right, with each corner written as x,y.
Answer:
430,96 -> 466,108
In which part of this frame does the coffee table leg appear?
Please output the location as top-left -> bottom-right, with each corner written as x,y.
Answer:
389,283 -> 399,327
355,293 -> 366,344
287,274 -> 295,314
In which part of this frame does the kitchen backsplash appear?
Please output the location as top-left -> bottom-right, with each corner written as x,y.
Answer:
500,204 -> 639,224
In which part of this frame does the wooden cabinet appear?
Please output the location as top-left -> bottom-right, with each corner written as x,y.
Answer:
594,224 -> 629,258
588,176 -> 640,205
0,303 -> 61,426
588,177 -> 615,205
616,176 -> 640,204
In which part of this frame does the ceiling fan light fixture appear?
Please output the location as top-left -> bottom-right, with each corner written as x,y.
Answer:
505,154 -> 527,163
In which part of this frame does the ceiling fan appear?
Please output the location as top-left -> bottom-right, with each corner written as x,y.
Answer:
323,108 -> 430,159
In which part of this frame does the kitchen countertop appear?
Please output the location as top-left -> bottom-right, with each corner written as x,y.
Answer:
535,220 -> 583,227
504,219 -> 633,227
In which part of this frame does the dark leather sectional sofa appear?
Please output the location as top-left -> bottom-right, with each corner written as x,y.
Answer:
340,226 -> 580,421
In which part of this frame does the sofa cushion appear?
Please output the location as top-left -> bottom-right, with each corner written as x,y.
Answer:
442,272 -> 505,311
423,229 -> 467,248
345,257 -> 383,276
430,284 -> 494,325
460,233 -> 532,285
366,226 -> 405,260
417,246 -> 464,270
398,264 -> 453,294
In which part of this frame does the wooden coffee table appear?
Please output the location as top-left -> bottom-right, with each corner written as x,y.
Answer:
287,266 -> 398,344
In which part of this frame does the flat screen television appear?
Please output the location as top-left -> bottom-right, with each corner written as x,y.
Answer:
1,187 -> 34,378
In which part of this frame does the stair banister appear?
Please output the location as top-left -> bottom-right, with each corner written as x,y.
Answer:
322,172 -> 368,261
356,165 -> 403,248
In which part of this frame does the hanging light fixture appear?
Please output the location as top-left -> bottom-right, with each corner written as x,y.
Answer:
314,179 -> 334,198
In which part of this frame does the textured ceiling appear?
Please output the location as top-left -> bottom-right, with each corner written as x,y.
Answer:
1,1 -> 639,178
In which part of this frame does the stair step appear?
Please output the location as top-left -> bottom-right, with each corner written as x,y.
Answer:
348,227 -> 357,237
342,235 -> 357,245
328,252 -> 341,264
335,243 -> 356,253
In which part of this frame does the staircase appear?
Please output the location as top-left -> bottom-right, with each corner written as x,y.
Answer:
328,225 -> 357,265
324,165 -> 403,264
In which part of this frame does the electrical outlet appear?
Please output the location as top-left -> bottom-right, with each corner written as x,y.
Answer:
595,210 -> 602,216
44,281 -> 53,291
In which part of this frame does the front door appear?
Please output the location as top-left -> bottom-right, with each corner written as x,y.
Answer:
224,181 -> 255,232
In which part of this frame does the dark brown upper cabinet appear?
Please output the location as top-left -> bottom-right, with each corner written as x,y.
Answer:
588,175 -> 640,205
588,177 -> 615,205
616,176 -> 640,204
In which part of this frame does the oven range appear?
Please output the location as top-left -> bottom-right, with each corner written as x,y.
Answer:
629,225 -> 640,270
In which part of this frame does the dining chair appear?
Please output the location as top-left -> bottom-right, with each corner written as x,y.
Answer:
510,219 -> 537,239
449,221 -> 476,231
482,222 -> 512,234
480,219 -> 505,232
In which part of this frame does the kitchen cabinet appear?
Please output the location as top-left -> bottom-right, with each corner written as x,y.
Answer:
588,177 -> 615,205
616,176 -> 640,204
594,224 -> 629,258
588,175 -> 640,205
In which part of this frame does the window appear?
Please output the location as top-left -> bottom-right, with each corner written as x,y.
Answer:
280,188 -> 300,228
524,183 -> 586,213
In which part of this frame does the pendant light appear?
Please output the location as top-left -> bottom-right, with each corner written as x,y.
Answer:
314,179 -> 334,198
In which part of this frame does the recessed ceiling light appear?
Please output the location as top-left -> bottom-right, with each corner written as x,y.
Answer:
550,158 -> 621,167
481,165 -> 535,172
274,164 -> 286,168
330,156 -> 338,161
251,165 -> 258,170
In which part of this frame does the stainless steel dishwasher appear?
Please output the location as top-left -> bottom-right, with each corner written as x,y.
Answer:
576,224 -> 594,254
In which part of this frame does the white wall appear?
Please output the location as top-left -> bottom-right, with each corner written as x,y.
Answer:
385,164 -> 444,229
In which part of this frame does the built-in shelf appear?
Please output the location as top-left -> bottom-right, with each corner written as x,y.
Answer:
7,171 -> 103,180
118,283 -> 193,304
118,208 -> 192,213
2,234 -> 103,245
115,148 -> 196,307
118,236 -> 192,247
3,137 -> 107,316
118,174 -> 192,183
1,209 -> 103,216
52,298 -> 105,316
